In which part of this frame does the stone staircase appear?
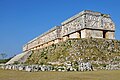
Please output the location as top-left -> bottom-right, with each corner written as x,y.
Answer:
6,51 -> 32,64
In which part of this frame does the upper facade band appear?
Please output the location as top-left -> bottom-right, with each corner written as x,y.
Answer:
61,10 -> 115,36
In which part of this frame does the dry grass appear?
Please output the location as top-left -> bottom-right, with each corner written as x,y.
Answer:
0,69 -> 120,80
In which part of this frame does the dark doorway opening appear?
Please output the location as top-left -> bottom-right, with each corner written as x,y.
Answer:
79,31 -> 81,38
103,30 -> 107,38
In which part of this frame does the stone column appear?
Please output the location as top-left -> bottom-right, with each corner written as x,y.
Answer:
63,35 -> 69,41
36,46 -> 40,50
31,48 -> 34,51
54,39 -> 61,44
33,47 -> 37,50
48,41 -> 54,46
40,45 -> 43,49
69,32 -> 80,39
81,29 -> 86,38
105,31 -> 115,39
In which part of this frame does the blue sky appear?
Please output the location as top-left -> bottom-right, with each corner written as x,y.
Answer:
0,0 -> 120,58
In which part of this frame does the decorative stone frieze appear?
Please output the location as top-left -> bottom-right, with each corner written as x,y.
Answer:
23,10 -> 115,51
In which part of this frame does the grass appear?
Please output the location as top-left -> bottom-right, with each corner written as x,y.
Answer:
0,69 -> 120,80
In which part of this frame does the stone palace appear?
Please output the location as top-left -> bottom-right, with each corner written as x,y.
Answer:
6,10 -> 116,65
23,10 -> 115,52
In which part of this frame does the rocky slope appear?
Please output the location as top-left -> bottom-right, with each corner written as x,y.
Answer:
25,38 -> 120,69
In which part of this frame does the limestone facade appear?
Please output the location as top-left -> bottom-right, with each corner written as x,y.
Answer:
23,10 -> 115,51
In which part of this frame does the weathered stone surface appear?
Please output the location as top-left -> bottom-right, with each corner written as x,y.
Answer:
25,38 -> 120,70
23,10 -> 115,52
6,10 -> 118,71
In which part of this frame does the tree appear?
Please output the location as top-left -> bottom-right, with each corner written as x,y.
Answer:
0,53 -> 7,59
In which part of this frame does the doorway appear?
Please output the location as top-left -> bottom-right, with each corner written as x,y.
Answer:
103,30 -> 107,38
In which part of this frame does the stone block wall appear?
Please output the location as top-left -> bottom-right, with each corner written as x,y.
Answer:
23,26 -> 62,51
23,10 -> 116,52
61,10 -> 115,37
105,31 -> 115,39
61,15 -> 84,37
81,29 -> 103,38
